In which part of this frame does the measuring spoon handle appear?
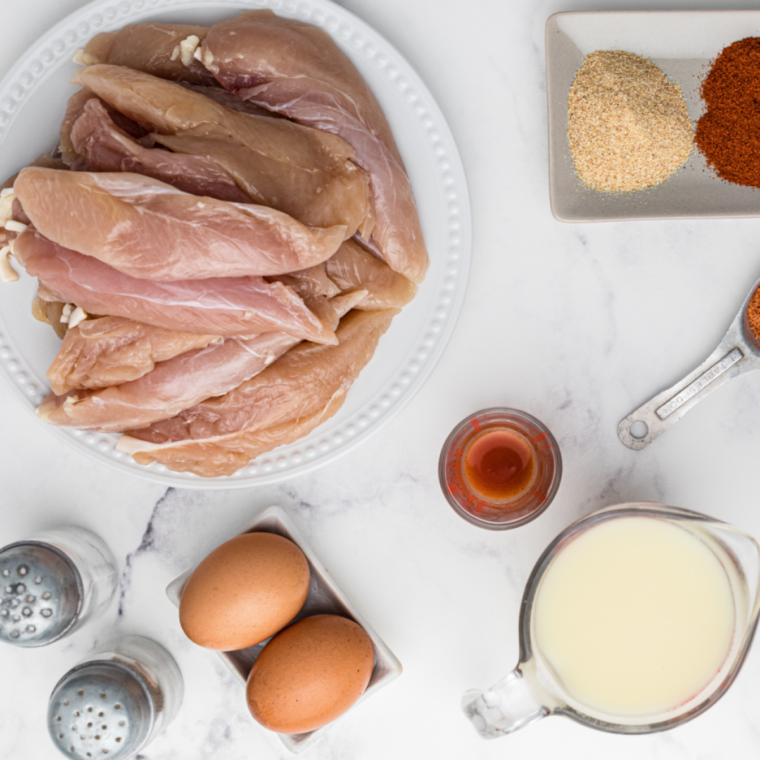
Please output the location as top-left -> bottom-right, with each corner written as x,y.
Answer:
618,322 -> 760,450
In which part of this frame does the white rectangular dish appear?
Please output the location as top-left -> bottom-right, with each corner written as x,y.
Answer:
166,504 -> 402,753
546,11 -> 760,222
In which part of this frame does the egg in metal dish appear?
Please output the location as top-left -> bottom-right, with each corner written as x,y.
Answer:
179,532 -> 310,651
246,614 -> 375,734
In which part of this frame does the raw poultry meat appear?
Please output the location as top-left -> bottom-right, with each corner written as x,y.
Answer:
37,292 -> 366,433
325,240 -> 417,309
302,290 -> 368,335
119,309 -> 397,475
199,10 -> 428,283
1,154 -> 64,226
0,12 -> 427,477
15,168 -> 347,280
128,395 -> 346,477
47,316 -> 220,395
127,309 -> 394,442
268,264 -> 341,301
178,83 -> 275,117
60,89 -> 148,166
60,89 -> 98,164
13,228 -> 337,344
70,65 -> 375,236
71,99 -> 250,202
38,332 -> 297,433
81,23 -> 215,86
31,295 -> 68,339
270,240 -> 417,310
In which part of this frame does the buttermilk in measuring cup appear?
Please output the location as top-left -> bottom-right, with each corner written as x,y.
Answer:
533,516 -> 735,715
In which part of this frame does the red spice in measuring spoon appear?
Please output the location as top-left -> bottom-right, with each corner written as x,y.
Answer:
439,409 -> 562,530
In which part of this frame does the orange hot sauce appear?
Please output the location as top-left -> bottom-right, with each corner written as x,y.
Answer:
439,408 -> 562,530
463,429 -> 536,502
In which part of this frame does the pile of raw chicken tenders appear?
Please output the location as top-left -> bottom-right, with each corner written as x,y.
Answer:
0,10 -> 428,477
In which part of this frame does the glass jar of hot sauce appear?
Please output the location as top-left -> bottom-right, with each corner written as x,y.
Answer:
439,408 -> 562,530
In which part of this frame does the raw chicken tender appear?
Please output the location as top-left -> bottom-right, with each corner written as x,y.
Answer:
14,229 -> 336,344
120,309 -> 397,475
268,264 -> 341,301
37,293 -> 365,433
60,89 -> 98,164
81,23 -> 215,86
47,316 -> 220,395
200,10 -> 428,283
15,168 -> 346,280
71,65 -> 375,236
38,332 -> 296,432
128,309 -> 395,443
129,395 -> 346,478
325,240 -> 417,309
31,295 -> 68,339
72,99 -> 250,202
178,83 -> 276,117
60,89 -> 148,166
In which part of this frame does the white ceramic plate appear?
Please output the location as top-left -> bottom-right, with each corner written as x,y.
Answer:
166,504 -> 402,753
0,0 -> 471,487
547,11 -> 760,222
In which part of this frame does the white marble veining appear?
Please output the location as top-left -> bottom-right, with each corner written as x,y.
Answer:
2,0 -> 760,758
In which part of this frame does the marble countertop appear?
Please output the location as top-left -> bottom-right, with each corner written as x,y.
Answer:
3,0 -> 760,758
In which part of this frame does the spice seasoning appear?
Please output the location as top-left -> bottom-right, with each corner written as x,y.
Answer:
747,286 -> 760,342
695,38 -> 760,187
567,51 -> 693,192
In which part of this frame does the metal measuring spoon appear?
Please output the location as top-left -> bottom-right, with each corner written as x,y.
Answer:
618,277 -> 760,450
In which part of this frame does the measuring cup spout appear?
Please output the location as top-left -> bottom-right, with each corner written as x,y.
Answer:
462,667 -> 549,739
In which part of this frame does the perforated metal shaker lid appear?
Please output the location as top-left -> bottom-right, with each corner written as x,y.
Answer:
48,661 -> 153,760
0,542 -> 81,647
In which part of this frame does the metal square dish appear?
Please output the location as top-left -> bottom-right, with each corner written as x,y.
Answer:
546,11 -> 760,222
166,505 -> 402,753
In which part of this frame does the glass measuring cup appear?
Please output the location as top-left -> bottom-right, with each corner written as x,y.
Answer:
618,276 -> 760,449
462,503 -> 760,737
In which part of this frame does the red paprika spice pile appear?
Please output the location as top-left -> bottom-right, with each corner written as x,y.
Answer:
747,286 -> 760,343
696,37 -> 760,187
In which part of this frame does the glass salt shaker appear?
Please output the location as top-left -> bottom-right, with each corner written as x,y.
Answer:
47,635 -> 184,760
0,526 -> 117,647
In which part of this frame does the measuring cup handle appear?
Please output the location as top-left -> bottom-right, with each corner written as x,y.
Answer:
461,668 -> 548,738
618,337 -> 757,450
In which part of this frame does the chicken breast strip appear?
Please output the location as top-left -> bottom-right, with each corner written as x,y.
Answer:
118,309 -> 397,476
15,168 -> 346,280
47,316 -> 221,395
14,229 -> 337,344
80,23 -> 215,86
37,292 -> 366,433
71,65 -> 374,237
71,98 -> 250,202
200,10 -> 428,283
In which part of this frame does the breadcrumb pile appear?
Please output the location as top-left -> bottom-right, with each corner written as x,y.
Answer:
567,50 -> 693,193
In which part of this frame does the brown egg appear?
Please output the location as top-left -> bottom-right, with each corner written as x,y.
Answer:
179,532 -> 310,651
246,614 -> 375,734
